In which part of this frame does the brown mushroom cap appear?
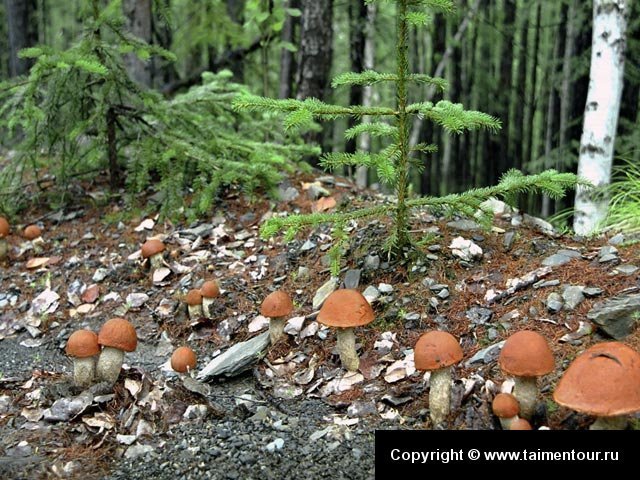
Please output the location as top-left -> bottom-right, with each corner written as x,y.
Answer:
185,289 -> 203,305
510,418 -> 533,430
23,225 -> 42,240
260,290 -> 294,318
171,346 -> 197,373
0,217 -> 9,238
66,330 -> 100,358
492,393 -> 520,418
414,331 -> 463,370
98,318 -> 137,352
141,239 -> 165,258
553,341 -> 640,417
201,280 -> 220,299
499,330 -> 554,377
316,289 -> 374,328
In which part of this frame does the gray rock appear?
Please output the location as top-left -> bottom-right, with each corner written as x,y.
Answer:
279,186 -> 299,202
562,286 -> 585,310
422,277 -> 435,288
346,400 -> 377,417
197,332 -> 270,380
503,231 -> 516,251
587,293 -> 640,339
464,341 -> 505,367
522,214 -> 557,236
312,278 -> 338,309
300,240 -> 316,252
583,287 -> 604,298
344,269 -> 361,289
542,249 -> 581,267
534,279 -> 560,289
429,283 -> 448,292
465,307 -> 493,325
599,245 -> 618,258
378,283 -> 394,294
43,392 -> 93,422
362,286 -> 380,303
178,223 -> 213,239
307,184 -> 330,200
124,444 -> 155,459
297,266 -> 310,280
364,255 -> 380,270
546,292 -> 563,313
614,264 -> 638,275
446,219 -> 481,231
608,233 -> 625,245
437,289 -> 450,300
599,254 -> 618,263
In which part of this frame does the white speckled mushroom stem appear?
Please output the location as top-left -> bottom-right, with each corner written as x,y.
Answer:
202,298 -> 215,319
513,376 -> 537,420
73,357 -> 97,389
590,416 -> 628,430
187,304 -> 204,320
150,253 -> 164,270
269,316 -> 286,344
429,367 -> 453,425
336,327 -> 359,372
96,347 -> 124,385
0,239 -> 7,259
499,416 -> 517,430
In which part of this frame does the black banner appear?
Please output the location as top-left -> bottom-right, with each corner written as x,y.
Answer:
375,429 -> 636,476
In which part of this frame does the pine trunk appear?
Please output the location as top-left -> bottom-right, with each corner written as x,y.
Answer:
345,0 -> 366,156
573,0 -> 629,235
122,0 -> 152,87
279,0 -> 300,99
5,0 -> 38,77
356,3 -> 376,188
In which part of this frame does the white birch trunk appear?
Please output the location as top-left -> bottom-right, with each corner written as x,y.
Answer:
573,0 -> 628,235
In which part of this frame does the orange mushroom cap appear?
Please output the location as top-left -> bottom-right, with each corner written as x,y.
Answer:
66,330 -> 100,358
171,346 -> 197,373
492,393 -> 520,418
23,225 -> 42,240
201,280 -> 220,299
316,289 -> 374,328
0,217 -> 9,238
414,331 -> 463,370
185,289 -> 203,305
553,341 -> 640,417
260,290 -> 294,318
141,239 -> 165,258
98,318 -> 137,352
499,330 -> 554,377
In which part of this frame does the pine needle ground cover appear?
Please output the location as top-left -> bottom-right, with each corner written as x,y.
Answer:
235,0 -> 584,275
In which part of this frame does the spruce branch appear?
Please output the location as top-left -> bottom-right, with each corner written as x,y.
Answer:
407,100 -> 501,133
344,122 -> 397,140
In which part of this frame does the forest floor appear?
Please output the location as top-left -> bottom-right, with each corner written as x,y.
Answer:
0,168 -> 639,479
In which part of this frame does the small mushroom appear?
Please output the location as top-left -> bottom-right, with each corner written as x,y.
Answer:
317,289 -> 374,372
0,217 -> 10,259
201,280 -> 220,319
23,224 -> 42,241
186,289 -> 204,320
498,330 -> 554,419
261,290 -> 294,344
553,341 -> 640,430
492,392 -> 520,430
65,330 -> 100,388
171,346 -> 197,375
141,239 -> 166,270
96,318 -> 137,386
510,418 -> 533,430
414,331 -> 463,426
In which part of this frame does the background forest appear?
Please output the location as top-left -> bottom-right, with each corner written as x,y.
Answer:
0,0 -> 638,225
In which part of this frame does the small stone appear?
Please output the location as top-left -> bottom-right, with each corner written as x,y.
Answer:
364,255 -> 380,270
614,264 -> 638,275
362,286 -> 380,303
465,307 -> 493,325
599,254 -> 618,263
124,444 -> 155,459
608,233 -> 625,245
307,184 -> 330,200
92,268 -> 110,282
446,219 -> 481,231
344,269 -> 361,289
587,293 -> 640,339
346,400 -> 377,417
503,231 -> 516,251
582,287 -> 604,297
297,267 -> 310,280
562,286 -> 585,310
279,186 -> 299,202
464,341 -> 505,367
378,283 -> 394,294
599,245 -> 618,258
437,289 -> 450,300
312,278 -> 338,310
265,438 -> 285,452
300,240 -> 316,252
546,292 -> 563,313
126,293 -> 149,309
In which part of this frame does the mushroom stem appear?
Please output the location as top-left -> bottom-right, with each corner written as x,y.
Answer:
590,416 -> 628,430
187,304 -> 203,320
96,346 -> 124,385
72,357 -> 97,389
150,253 -> 164,270
499,416 -> 517,430
269,316 -> 286,344
429,366 -> 453,425
513,376 -> 538,420
336,327 -> 359,371
202,298 -> 215,319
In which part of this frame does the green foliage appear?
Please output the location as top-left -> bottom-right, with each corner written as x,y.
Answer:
603,156 -> 640,235
0,1 -> 313,218
236,0 -> 581,276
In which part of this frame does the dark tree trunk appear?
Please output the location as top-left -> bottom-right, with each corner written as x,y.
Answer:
345,0 -> 366,155
619,0 -> 639,137
152,0 -> 179,89
224,0 -> 246,82
512,4 -> 528,172
279,0 -> 300,99
296,0 -> 333,162
123,0 -> 153,87
523,3 -> 540,174
5,0 -> 38,77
